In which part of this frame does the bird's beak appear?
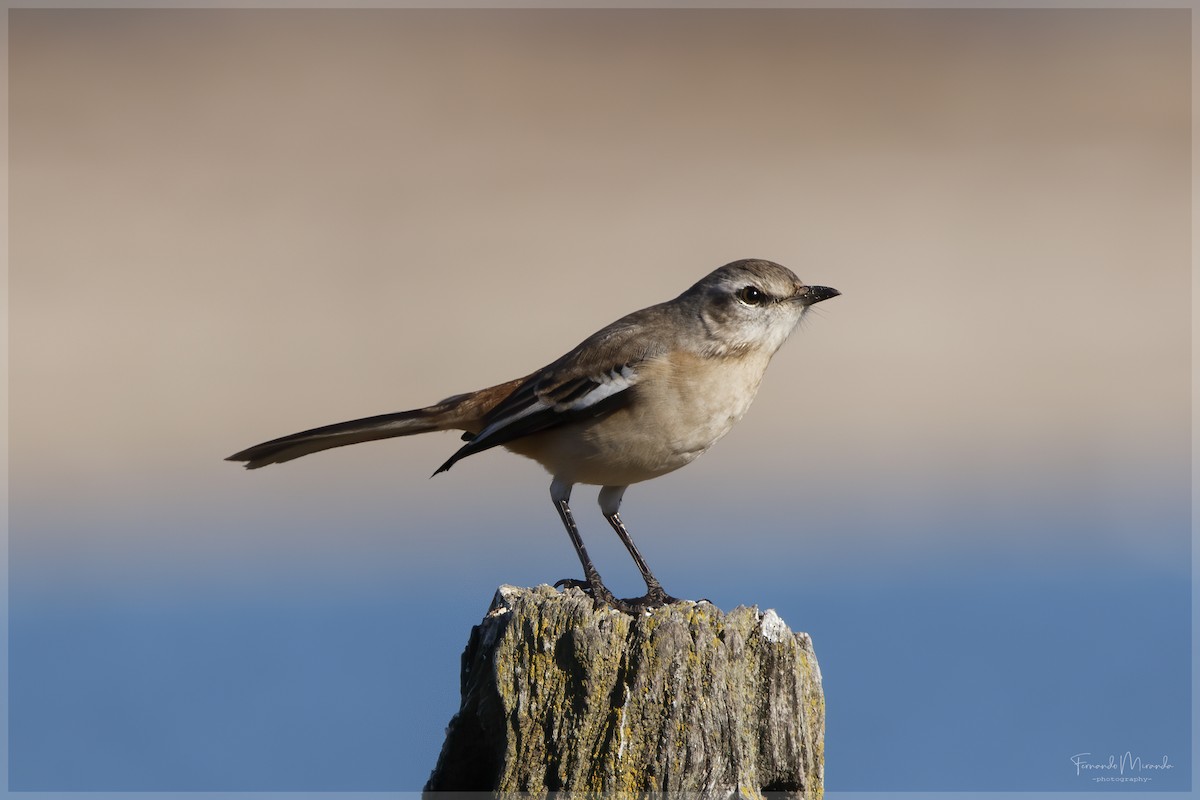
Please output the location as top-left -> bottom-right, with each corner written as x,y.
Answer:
796,285 -> 840,306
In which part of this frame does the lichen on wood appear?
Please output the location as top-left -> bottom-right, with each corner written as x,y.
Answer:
426,584 -> 824,799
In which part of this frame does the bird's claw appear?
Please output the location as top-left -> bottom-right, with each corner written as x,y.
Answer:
554,577 -> 592,593
554,576 -> 621,610
613,588 -> 685,613
553,577 -> 637,613
555,578 -> 686,614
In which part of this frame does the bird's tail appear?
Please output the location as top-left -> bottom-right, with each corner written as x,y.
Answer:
226,385 -> 508,470
226,407 -> 450,469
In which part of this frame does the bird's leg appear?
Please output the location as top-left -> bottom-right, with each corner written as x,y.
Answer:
605,512 -> 682,606
550,480 -> 627,612
599,485 -> 683,608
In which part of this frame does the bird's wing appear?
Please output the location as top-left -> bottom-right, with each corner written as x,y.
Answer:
433,308 -> 669,474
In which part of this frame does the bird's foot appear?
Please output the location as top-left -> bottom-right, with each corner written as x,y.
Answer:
554,577 -> 629,612
615,584 -> 686,612
555,578 -> 687,614
646,582 -> 683,606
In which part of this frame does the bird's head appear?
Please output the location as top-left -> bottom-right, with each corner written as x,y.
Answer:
685,259 -> 839,356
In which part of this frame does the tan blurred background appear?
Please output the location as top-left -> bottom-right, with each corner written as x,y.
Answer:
9,9 -> 1190,577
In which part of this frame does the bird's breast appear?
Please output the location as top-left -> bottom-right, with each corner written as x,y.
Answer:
503,350 -> 773,486
634,349 -> 772,455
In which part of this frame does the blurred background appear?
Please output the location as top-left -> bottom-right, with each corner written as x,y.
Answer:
8,8 -> 1191,794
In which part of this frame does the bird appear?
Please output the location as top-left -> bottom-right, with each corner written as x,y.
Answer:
227,258 -> 839,613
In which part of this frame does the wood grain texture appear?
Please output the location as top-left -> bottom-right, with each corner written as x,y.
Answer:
426,584 -> 824,799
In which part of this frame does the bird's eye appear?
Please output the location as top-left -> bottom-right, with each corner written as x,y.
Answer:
736,285 -> 767,306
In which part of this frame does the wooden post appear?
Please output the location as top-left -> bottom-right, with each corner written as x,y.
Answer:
427,584 -> 824,799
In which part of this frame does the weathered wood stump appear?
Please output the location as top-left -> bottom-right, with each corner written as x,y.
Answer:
426,584 -> 824,799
